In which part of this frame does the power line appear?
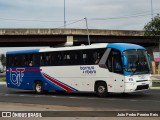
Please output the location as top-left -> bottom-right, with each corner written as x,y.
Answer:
89,8 -> 160,21
55,18 -> 85,29
0,17 -> 83,23
0,17 -> 64,23
125,8 -> 160,16
89,12 -> 160,21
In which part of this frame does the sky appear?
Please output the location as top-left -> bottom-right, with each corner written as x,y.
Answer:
0,0 -> 160,30
0,0 -> 160,53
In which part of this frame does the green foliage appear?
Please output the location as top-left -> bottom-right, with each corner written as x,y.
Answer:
144,14 -> 160,36
152,81 -> 160,87
0,54 -> 6,66
0,77 -> 6,82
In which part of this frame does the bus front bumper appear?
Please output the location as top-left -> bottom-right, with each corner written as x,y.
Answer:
124,81 -> 152,93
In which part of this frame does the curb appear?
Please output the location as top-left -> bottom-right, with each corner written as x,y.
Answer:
0,82 -> 6,85
150,87 -> 160,89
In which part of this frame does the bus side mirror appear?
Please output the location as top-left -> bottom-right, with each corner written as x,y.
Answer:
123,56 -> 128,66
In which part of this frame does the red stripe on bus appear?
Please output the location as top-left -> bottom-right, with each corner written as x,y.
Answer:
42,73 -> 73,91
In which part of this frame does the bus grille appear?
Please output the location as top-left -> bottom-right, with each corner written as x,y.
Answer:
136,85 -> 149,90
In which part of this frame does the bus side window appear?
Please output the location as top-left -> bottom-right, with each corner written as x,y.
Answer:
33,54 -> 40,66
71,51 -> 81,65
107,56 -> 112,71
63,52 -> 71,65
40,53 -> 46,66
29,61 -> 33,66
106,49 -> 123,74
14,56 -> 19,67
24,55 -> 29,66
82,53 -> 88,65
50,52 -> 55,66
45,53 -> 51,66
93,49 -> 105,64
28,54 -> 33,67
113,57 -> 122,72
54,52 -> 63,66
82,50 -> 94,65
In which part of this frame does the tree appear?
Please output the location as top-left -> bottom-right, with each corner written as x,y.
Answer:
144,14 -> 160,37
0,54 -> 6,66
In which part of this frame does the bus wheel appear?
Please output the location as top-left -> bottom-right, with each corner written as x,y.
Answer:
34,81 -> 43,94
95,82 -> 108,97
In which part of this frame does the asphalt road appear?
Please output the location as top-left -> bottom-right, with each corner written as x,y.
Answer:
0,84 -> 160,111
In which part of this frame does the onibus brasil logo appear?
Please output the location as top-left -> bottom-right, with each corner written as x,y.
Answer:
10,68 -> 25,87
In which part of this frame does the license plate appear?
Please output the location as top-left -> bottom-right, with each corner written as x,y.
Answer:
142,83 -> 146,85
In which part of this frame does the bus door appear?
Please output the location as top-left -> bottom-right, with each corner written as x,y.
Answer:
106,49 -> 125,92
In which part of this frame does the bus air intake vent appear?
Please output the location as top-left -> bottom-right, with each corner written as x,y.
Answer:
136,80 -> 148,82
136,85 -> 149,90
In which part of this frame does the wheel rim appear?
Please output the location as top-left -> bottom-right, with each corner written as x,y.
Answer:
98,85 -> 105,94
36,84 -> 42,93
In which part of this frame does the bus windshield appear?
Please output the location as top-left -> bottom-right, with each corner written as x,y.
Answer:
123,50 -> 151,74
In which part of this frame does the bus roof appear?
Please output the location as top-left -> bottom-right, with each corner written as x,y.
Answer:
6,49 -> 40,55
6,43 -> 145,55
107,43 -> 145,52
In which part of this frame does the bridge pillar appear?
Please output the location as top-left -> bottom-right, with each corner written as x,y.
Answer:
65,36 -> 73,46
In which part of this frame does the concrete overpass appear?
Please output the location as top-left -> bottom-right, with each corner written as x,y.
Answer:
0,28 -> 157,47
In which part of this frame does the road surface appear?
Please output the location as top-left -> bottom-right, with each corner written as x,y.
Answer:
0,84 -> 160,111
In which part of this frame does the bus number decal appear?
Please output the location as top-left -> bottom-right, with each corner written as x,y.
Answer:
10,68 -> 25,87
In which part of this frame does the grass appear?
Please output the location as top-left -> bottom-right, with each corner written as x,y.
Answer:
152,81 -> 160,87
0,77 -> 6,82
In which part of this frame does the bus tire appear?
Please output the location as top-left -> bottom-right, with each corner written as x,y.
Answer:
34,81 -> 43,94
95,82 -> 108,97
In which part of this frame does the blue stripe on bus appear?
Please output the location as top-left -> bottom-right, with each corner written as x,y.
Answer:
6,49 -> 40,55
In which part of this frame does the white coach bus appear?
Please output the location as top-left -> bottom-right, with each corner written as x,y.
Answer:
6,43 -> 152,97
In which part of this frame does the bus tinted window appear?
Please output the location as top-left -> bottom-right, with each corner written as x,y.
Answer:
81,49 -> 106,65
6,48 -> 106,67
33,54 -> 40,66
71,51 -> 81,65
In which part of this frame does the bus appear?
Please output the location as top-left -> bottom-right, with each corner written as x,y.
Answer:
6,43 -> 152,97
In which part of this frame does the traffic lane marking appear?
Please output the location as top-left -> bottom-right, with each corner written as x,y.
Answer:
1,93 -> 160,103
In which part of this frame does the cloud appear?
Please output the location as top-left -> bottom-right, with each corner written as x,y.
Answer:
0,0 -> 160,29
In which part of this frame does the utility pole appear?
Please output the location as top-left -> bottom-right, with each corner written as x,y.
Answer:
151,0 -> 154,19
84,17 -> 90,45
64,0 -> 66,28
